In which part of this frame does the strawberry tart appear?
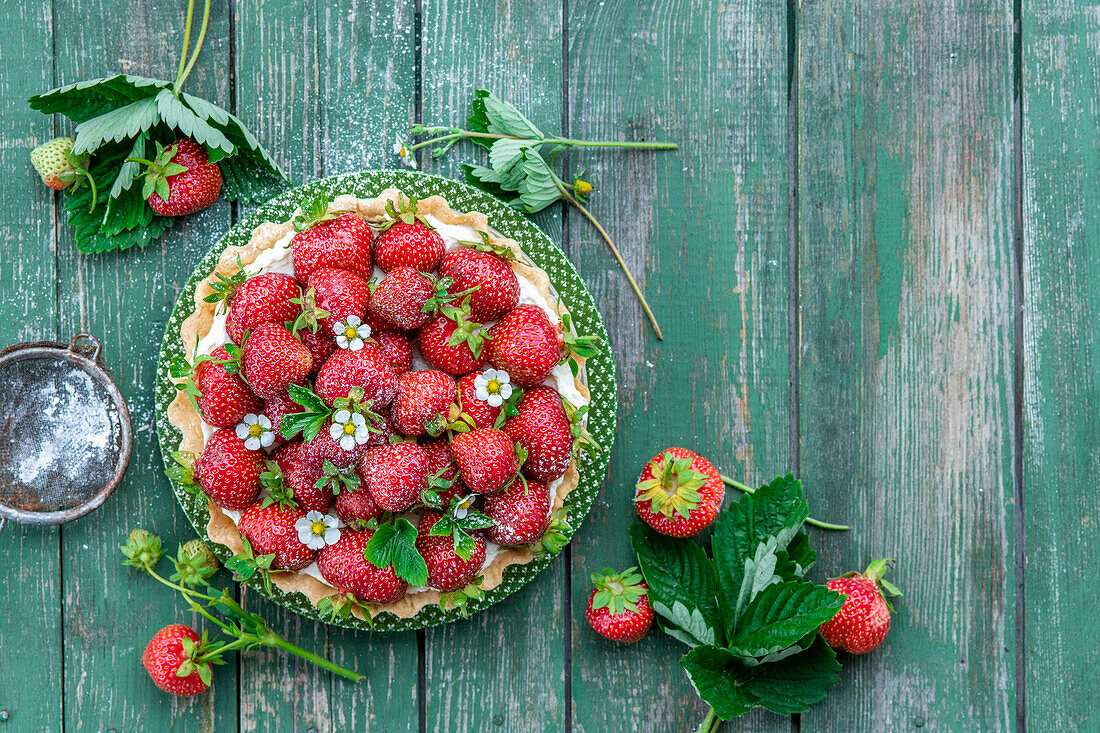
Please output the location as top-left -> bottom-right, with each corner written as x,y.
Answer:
166,187 -> 601,622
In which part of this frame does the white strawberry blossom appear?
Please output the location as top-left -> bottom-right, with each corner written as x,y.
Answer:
474,368 -> 513,408
234,413 -> 274,451
329,409 -> 371,450
295,511 -> 340,550
452,494 -> 476,520
393,135 -> 418,169
333,315 -> 371,351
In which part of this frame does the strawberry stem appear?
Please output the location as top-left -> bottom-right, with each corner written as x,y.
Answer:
262,633 -> 366,683
694,706 -> 721,733
174,0 -> 212,93
719,474 -> 850,531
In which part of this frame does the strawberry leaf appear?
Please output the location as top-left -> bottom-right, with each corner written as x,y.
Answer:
364,518 -> 428,586
28,74 -> 169,123
72,96 -> 160,155
680,636 -> 841,719
280,384 -> 333,440
725,580 -> 844,660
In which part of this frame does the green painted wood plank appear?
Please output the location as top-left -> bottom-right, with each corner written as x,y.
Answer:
796,2 -> 1016,730
1021,2 -> 1100,729
565,1 -> 792,730
51,1 -> 238,730
233,2 -> 420,730
0,2 -> 63,731
419,1 -> 567,729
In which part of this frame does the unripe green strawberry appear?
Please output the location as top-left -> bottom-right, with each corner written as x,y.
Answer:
30,137 -> 85,190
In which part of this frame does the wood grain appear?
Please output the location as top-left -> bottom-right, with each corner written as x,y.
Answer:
796,1 -> 1016,730
1021,2 -> 1100,729
565,0 -> 793,730
232,1 -> 419,731
419,1 -> 568,729
0,2 -> 63,731
51,0 -> 238,730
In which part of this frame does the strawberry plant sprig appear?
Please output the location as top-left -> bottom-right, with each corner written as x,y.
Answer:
397,89 -> 676,340
629,474 -> 848,730
121,529 -> 365,683
27,0 -> 287,254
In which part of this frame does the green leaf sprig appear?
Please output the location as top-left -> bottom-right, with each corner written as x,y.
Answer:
120,528 -> 364,683
28,0 -> 287,253
628,474 -> 848,728
398,89 -> 677,339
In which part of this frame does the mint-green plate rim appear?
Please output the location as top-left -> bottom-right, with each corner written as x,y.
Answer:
155,169 -> 618,631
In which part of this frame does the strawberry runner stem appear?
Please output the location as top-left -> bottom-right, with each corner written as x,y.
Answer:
719,474 -> 850,531
694,707 -> 721,733
173,0 -> 213,94
408,129 -> 679,151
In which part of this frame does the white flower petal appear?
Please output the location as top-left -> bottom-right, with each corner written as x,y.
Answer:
243,413 -> 259,426
305,510 -> 324,522
498,383 -> 513,400
454,506 -> 468,520
487,393 -> 503,408
351,412 -> 366,427
336,334 -> 350,349
323,514 -> 340,529
356,324 -> 372,338
329,423 -> 344,441
305,535 -> 326,550
346,315 -> 361,327
323,526 -> 341,545
496,370 -> 510,384
339,434 -> 356,451
235,423 -> 250,440
349,338 -> 364,351
333,320 -> 348,333
354,425 -> 371,443
244,436 -> 261,451
295,516 -> 312,531
256,414 -> 272,429
474,374 -> 489,390
259,431 -> 275,448
475,385 -> 490,401
297,527 -> 315,545
334,409 -> 352,425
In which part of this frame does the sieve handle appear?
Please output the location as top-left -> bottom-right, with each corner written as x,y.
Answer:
69,333 -> 102,363
0,517 -> 6,535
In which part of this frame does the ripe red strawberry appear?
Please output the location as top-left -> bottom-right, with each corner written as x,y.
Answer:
633,448 -> 724,538
195,429 -> 262,510
368,266 -> 436,330
299,329 -> 336,375
439,247 -> 519,322
450,428 -> 520,495
456,372 -> 502,429
263,388 -> 307,445
585,567 -> 653,643
222,272 -> 302,345
373,198 -> 446,271
292,205 -> 373,283
486,305 -> 565,387
335,486 -> 382,530
274,441 -> 331,513
238,501 -> 315,571
142,624 -> 211,696
191,345 -> 263,428
503,386 -> 572,483
137,139 -> 223,216
364,309 -> 403,335
316,529 -> 406,603
31,137 -> 89,190
242,322 -> 313,399
315,343 -> 399,407
820,559 -> 900,654
416,511 -> 485,592
304,268 -> 371,335
392,369 -> 456,436
482,479 -> 550,544
375,330 -> 412,373
421,439 -> 470,506
417,310 -> 488,376
357,443 -> 430,512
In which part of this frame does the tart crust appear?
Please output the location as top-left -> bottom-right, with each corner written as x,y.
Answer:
168,188 -> 590,621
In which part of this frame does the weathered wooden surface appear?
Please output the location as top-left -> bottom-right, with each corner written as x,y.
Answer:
0,0 -> 1095,730
1021,1 -> 1100,730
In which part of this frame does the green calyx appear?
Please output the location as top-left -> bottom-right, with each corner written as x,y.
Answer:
421,275 -> 480,316
293,192 -> 347,232
590,566 -> 647,616
562,396 -> 601,458
427,498 -> 495,562
172,540 -> 219,587
290,286 -> 331,335
379,192 -> 432,232
168,450 -> 198,493
456,230 -> 516,261
177,631 -> 218,687
315,459 -> 361,496
317,592 -> 373,625
438,578 -> 486,618
121,528 -> 166,569
225,536 -> 276,595
438,296 -> 489,359
633,452 -> 706,519
127,141 -> 189,204
259,460 -> 299,510
529,508 -> 571,556
844,558 -> 903,612
203,255 -> 248,305
560,313 -> 600,378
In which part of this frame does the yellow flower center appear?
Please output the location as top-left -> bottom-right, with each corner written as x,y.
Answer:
344,327 -> 357,339
487,379 -> 502,395
248,424 -> 264,438
311,521 -> 326,535
343,422 -> 357,435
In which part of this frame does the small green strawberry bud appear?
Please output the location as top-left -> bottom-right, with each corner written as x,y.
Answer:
121,528 -> 165,570
181,539 -> 219,573
31,137 -> 79,190
574,178 -> 593,196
